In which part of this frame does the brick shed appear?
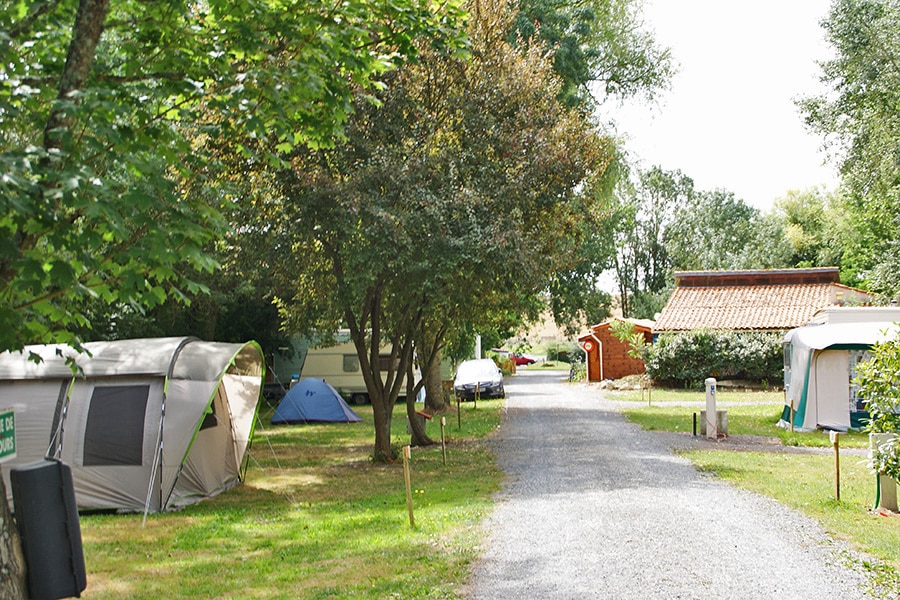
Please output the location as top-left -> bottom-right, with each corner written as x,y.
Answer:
578,319 -> 654,382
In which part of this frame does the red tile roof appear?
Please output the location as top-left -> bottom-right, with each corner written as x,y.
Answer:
654,282 -> 873,332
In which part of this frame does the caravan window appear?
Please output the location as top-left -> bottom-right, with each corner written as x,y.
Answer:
83,385 -> 149,466
343,354 -> 360,373
378,354 -> 399,371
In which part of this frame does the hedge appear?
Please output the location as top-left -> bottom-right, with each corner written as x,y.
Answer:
645,329 -> 783,387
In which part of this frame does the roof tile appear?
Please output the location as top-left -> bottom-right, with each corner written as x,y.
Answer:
653,283 -> 859,332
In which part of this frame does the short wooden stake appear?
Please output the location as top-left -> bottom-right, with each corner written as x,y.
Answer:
474,383 -> 479,410
831,431 -> 840,502
440,417 -> 447,465
457,396 -> 461,430
403,445 -> 415,528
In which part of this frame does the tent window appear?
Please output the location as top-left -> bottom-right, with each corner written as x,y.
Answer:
83,385 -> 149,466
200,401 -> 217,430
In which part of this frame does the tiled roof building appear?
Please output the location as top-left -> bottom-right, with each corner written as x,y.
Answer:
653,268 -> 873,333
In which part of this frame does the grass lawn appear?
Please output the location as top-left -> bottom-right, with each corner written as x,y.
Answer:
614,386 -> 900,594
610,387 -> 870,448
79,400 -> 504,599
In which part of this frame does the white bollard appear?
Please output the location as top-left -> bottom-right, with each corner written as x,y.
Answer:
705,377 -> 717,440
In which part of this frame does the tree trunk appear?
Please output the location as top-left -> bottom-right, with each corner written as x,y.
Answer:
406,392 -> 435,448
423,346 -> 447,413
0,470 -> 27,599
43,0 -> 111,151
371,394 -> 395,462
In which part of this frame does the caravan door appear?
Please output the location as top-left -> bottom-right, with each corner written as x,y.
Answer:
811,350 -> 850,431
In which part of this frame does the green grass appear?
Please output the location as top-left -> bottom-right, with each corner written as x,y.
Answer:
614,387 -> 900,595
612,388 -> 870,448
685,450 -> 900,596
79,400 -> 504,599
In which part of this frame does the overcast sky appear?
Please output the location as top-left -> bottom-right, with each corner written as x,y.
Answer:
608,0 -> 838,210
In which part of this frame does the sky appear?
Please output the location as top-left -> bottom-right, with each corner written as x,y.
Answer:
609,0 -> 839,210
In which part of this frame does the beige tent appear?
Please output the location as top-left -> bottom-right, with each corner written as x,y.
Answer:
781,322 -> 899,431
0,337 -> 263,513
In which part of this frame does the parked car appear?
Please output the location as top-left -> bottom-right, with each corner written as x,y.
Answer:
454,358 -> 505,400
511,353 -> 536,366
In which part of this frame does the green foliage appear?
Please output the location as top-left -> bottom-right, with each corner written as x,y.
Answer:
610,165 -> 691,317
646,330 -> 783,387
511,0 -> 674,108
800,0 -> 900,296
666,190 -> 761,271
609,319 -> 646,360
855,338 -> 900,479
546,341 -> 583,364
854,340 -> 900,435
0,0 -> 464,352
258,0 -> 612,459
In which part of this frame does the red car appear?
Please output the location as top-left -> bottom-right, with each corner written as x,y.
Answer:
511,353 -> 536,366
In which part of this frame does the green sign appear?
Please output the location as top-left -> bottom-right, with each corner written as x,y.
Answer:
0,408 -> 15,461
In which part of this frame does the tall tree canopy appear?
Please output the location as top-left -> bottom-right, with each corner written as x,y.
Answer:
0,0 -> 464,352
666,189 -> 759,271
511,0 -> 673,107
0,0 -> 465,595
255,0 -> 613,459
800,0 -> 900,295
609,165 -> 691,318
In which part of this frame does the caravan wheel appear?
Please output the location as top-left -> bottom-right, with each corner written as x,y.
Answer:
350,393 -> 369,405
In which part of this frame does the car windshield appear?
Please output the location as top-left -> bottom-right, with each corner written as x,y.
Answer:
456,360 -> 498,381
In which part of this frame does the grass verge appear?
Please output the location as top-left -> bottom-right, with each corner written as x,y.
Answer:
615,387 -> 900,596
612,388 -> 870,448
79,400 -> 504,599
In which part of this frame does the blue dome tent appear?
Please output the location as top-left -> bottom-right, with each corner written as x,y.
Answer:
271,378 -> 362,424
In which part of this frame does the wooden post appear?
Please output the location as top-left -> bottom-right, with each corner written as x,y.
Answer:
440,417 -> 447,465
831,431 -> 840,501
403,445 -> 415,528
474,382 -> 479,409
457,396 -> 461,430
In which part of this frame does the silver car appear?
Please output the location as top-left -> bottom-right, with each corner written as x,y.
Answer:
454,358 -> 505,400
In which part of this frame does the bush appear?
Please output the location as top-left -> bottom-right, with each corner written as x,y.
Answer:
855,339 -> 900,479
546,341 -> 583,364
646,329 -> 782,387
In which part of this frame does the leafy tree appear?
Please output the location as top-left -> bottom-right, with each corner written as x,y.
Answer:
800,0 -> 900,294
546,147 -> 622,332
666,190 -> 759,271
0,0 -> 463,353
511,0 -> 674,107
268,0 -> 612,460
611,165 -> 691,318
855,337 -> 900,480
0,0 -> 464,594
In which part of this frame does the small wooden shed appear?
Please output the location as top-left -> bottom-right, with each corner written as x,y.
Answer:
578,319 -> 654,382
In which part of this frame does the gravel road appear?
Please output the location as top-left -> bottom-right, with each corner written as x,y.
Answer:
464,370 -> 872,599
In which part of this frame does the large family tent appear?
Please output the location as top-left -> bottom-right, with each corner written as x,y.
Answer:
271,378 -> 361,424
781,322 -> 900,431
0,337 -> 264,513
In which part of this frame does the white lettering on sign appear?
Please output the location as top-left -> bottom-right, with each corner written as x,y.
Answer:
0,409 -> 16,461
